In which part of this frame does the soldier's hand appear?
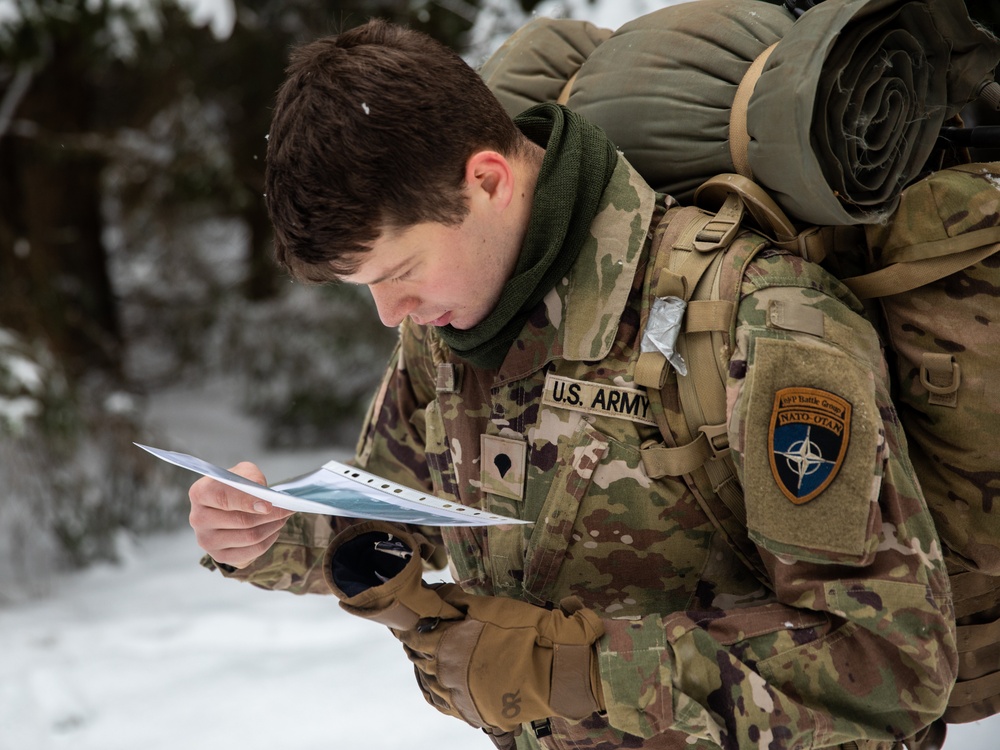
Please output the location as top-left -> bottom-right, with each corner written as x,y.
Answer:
188,462 -> 294,569
398,586 -> 605,732
324,521 -> 605,734
324,521 -> 464,628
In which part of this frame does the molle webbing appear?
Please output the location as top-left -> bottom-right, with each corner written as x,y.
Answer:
637,203 -> 769,586
944,567 -> 1000,723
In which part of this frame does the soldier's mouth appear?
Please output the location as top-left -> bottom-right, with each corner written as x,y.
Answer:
429,311 -> 453,327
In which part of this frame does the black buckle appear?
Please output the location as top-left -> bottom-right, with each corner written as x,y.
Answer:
783,0 -> 824,19
531,719 -> 552,738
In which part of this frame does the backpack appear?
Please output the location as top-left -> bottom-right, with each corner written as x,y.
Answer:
836,165 -> 1000,726
634,165 -> 1000,729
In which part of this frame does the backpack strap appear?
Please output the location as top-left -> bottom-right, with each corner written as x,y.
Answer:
694,173 -> 835,264
556,72 -> 578,105
728,43 -> 778,180
841,227 -> 1000,299
637,202 -> 772,587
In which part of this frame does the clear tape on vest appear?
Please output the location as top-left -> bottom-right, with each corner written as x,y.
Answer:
641,296 -> 688,376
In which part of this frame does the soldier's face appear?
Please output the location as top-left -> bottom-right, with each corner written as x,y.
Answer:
342,214 -> 519,330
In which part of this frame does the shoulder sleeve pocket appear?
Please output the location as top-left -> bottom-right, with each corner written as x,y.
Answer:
740,335 -> 883,565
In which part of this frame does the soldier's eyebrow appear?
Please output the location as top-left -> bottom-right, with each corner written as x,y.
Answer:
343,260 -> 409,287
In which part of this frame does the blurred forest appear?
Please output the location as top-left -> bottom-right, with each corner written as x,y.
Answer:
2,0 -> 999,597
0,0 -> 559,597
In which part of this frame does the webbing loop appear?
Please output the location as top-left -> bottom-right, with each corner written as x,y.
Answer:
640,434 -> 714,479
684,300 -> 735,334
639,423 -> 729,482
635,351 -> 669,390
920,353 -> 961,407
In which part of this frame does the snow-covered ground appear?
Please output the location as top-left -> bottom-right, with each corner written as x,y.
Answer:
0,527 -> 482,750
3,383 -> 1000,749
0,384 -> 477,750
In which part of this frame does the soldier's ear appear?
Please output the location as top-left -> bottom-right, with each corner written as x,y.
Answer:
464,150 -> 514,212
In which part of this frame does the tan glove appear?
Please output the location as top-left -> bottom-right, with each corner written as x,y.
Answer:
324,521 -> 605,734
397,584 -> 605,732
323,520 -> 463,629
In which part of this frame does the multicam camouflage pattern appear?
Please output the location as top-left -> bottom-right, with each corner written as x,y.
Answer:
854,162 -> 1000,728
201,510 -> 335,594
207,156 -> 956,748
864,163 -> 1000,577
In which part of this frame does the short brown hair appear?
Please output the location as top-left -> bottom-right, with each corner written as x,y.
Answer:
265,19 -> 526,283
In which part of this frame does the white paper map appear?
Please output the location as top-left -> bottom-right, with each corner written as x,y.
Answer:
136,444 -> 529,527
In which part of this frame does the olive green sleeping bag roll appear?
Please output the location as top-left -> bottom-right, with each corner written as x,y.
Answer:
749,0 -> 1000,225
479,19 -> 612,120
481,0 -> 1000,227
568,1 -> 792,205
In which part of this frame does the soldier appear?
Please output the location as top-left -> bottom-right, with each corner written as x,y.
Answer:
188,19 -> 956,750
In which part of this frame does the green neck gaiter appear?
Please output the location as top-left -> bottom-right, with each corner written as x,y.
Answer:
436,103 -> 618,370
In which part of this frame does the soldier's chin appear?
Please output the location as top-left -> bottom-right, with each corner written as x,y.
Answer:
447,312 -> 483,330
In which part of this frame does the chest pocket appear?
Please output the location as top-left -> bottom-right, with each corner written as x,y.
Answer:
515,411 -> 712,615
422,397 -> 490,592
473,412 -> 614,605
421,399 -> 460,499
520,418 -> 610,605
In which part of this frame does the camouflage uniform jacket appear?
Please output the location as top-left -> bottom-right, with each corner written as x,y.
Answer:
210,155 -> 957,749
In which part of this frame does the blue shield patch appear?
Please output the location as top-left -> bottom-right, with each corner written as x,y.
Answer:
768,387 -> 852,505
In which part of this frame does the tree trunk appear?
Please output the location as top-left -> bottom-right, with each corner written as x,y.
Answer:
0,55 -> 121,380
242,195 -> 280,300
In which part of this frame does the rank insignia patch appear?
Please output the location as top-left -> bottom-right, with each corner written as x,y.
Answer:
480,434 -> 527,502
768,387 -> 852,505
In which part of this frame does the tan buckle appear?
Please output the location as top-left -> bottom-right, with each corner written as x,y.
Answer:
694,193 -> 744,252
699,422 -> 730,458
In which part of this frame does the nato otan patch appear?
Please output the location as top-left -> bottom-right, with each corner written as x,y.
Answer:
768,387 -> 851,505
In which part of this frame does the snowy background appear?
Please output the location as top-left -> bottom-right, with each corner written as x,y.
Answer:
3,0 -> 1000,748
